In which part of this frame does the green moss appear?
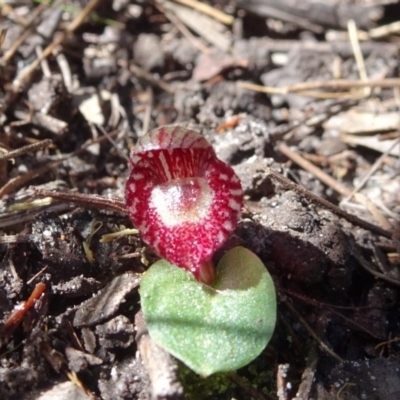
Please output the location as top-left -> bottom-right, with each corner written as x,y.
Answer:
177,362 -> 236,400
246,364 -> 274,395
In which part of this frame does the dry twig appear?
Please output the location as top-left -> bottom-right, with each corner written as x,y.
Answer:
7,0 -> 101,100
0,139 -> 52,163
342,137 -> 400,202
0,0 -> 51,65
154,0 -> 210,54
238,78 -> 400,98
171,0 -> 234,25
32,189 -> 127,214
266,168 -> 393,240
281,296 -> 343,362
278,143 -> 393,230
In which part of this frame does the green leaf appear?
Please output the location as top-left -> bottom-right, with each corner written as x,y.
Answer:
140,246 -> 277,377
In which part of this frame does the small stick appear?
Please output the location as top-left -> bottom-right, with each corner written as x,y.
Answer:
171,0 -> 234,25
266,168 -> 392,239
352,193 -> 392,231
247,4 -> 323,33
0,282 -> 46,348
0,131 -> 120,198
0,139 -> 52,162
269,99 -> 357,141
295,344 -> 319,399
348,19 -> 370,97
284,288 -> 387,337
278,143 -> 351,197
352,246 -> 400,287
95,125 -> 129,161
56,52 -> 73,92
27,266 -> 49,285
129,63 -> 175,93
278,143 -> 393,230
343,136 -> 400,202
32,189 -> 127,215
277,364 -> 290,400
0,234 -> 37,244
11,0 -> 101,93
0,29 -> 6,52
282,297 -> 344,362
237,77 -> 400,96
0,0 -> 52,65
154,0 -> 210,55
141,86 -> 153,137
369,20 -> 400,38
4,282 -> 46,330
0,161 -> 59,198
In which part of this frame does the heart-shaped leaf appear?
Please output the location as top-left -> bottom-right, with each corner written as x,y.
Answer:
140,246 -> 276,377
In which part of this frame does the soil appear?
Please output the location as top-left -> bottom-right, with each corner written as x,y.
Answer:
0,1 -> 400,399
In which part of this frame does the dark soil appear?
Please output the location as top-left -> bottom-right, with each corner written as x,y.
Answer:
1,1 -> 400,399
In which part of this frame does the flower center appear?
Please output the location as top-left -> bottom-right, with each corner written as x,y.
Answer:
150,177 -> 213,226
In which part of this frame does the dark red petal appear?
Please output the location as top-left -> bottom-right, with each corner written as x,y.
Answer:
131,126 -> 212,166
